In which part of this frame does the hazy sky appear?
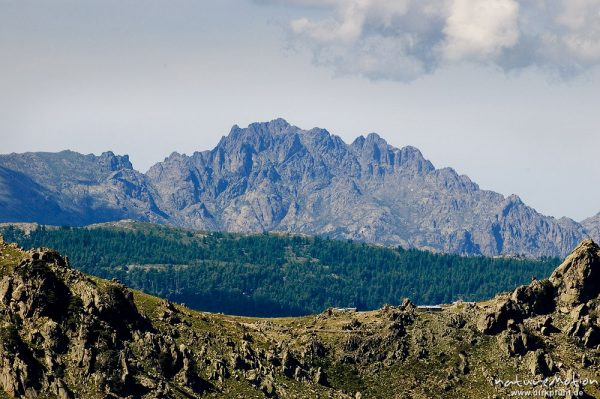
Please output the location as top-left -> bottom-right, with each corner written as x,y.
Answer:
1,0 -> 599,221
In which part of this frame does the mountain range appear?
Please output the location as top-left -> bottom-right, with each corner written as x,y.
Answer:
1,118 -> 597,257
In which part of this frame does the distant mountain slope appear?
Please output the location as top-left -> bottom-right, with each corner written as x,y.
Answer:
582,212 -> 600,242
0,150 -> 167,226
0,166 -> 65,225
0,120 -> 597,257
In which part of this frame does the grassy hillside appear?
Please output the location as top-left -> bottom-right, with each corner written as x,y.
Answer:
1,221 -> 558,316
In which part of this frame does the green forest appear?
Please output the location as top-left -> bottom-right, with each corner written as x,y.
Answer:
1,222 -> 559,317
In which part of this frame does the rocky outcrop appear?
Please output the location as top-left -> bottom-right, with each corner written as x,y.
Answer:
1,120 -> 598,257
497,323 -> 536,357
511,278 -> 556,316
477,238 -> 600,376
477,299 -> 524,334
478,240 -> 600,339
469,240 -> 600,397
0,246 -> 202,398
525,349 -> 557,377
550,239 -> 600,307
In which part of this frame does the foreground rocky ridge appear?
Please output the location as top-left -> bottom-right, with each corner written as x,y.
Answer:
0,119 -> 597,258
1,238 -> 600,398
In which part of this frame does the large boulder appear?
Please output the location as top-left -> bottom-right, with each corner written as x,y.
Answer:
477,298 -> 523,335
511,279 -> 555,316
550,239 -> 600,307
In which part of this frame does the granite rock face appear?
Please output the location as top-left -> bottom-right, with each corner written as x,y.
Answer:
0,119 -> 597,257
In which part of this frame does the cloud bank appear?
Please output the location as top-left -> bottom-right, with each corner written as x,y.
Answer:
266,0 -> 600,81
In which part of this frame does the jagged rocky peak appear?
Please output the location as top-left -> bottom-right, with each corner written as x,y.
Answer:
97,151 -> 133,172
497,194 -> 524,214
351,132 -> 387,147
162,151 -> 189,163
211,119 -> 304,172
503,194 -> 525,208
350,132 -> 433,173
248,117 -> 291,134
354,132 -> 389,163
222,119 -> 348,153
146,151 -> 193,180
550,239 -> 600,306
220,118 -> 297,150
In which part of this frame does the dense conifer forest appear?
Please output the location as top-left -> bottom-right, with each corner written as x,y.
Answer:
1,222 -> 559,316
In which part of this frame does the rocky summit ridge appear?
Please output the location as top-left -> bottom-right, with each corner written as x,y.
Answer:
1,238 -> 600,397
0,119 -> 597,258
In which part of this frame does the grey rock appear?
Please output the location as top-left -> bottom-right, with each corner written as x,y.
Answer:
498,325 -> 534,357
549,239 -> 600,306
511,279 -> 555,316
525,350 -> 555,377
582,354 -> 592,368
477,299 -> 523,335
458,352 -> 469,374
312,367 -> 327,386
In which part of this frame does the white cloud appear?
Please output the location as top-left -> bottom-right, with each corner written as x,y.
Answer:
441,0 -> 520,61
262,0 -> 600,81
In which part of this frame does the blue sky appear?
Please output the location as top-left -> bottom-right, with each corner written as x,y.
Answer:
1,0 -> 599,220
